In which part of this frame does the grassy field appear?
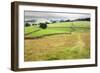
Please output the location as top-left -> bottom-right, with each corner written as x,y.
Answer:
48,21 -> 90,27
24,21 -> 90,61
25,21 -> 90,37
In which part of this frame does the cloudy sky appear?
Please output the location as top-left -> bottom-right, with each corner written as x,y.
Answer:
24,11 -> 90,21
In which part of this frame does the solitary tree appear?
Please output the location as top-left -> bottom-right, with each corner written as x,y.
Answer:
39,23 -> 47,29
25,23 -> 30,27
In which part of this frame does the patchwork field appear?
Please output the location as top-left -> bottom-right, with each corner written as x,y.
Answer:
24,21 -> 90,61
25,21 -> 90,37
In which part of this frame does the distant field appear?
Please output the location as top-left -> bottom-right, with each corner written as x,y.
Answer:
48,21 -> 90,27
24,21 -> 90,61
25,21 -> 90,37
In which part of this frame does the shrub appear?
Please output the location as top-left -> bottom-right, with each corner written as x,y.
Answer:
32,24 -> 37,26
32,24 -> 35,26
25,23 -> 30,27
52,21 -> 56,23
39,23 -> 47,29
60,20 -> 64,22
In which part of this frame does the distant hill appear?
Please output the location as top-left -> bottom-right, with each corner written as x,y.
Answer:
74,18 -> 90,21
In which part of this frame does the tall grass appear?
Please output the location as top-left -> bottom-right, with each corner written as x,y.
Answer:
24,32 -> 90,61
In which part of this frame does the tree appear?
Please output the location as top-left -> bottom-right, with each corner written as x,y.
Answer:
32,23 -> 37,26
74,18 -> 90,21
65,19 -> 70,22
39,23 -> 47,29
25,23 -> 30,27
52,21 -> 56,23
60,20 -> 65,22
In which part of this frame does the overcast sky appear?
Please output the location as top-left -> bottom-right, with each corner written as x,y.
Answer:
24,11 -> 90,21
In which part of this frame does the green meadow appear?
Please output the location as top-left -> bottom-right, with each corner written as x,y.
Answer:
25,21 -> 90,37
24,21 -> 90,61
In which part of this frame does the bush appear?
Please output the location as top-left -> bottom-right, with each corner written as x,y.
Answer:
25,23 -> 30,27
52,21 -> 56,23
32,24 -> 36,26
60,20 -> 64,22
39,23 -> 47,29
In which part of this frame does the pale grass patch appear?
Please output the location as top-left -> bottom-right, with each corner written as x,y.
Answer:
24,32 -> 90,61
